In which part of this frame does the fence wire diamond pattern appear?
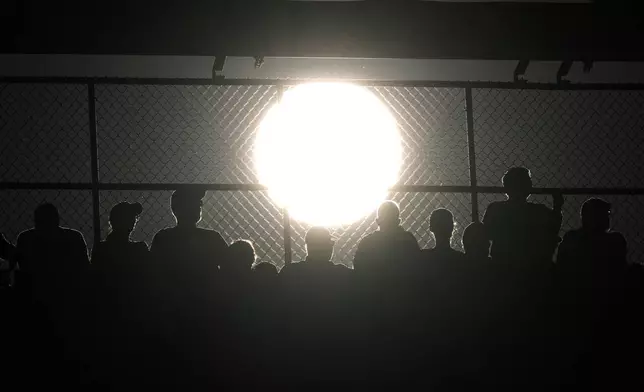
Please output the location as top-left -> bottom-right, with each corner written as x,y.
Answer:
96,85 -> 276,184
371,87 -> 470,186
0,83 -> 91,183
473,89 -> 644,188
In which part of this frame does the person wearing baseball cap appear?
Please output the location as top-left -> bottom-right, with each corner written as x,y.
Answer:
91,201 -> 148,269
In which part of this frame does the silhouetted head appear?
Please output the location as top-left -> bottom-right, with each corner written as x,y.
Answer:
34,203 -> 60,230
252,261 -> 278,278
228,239 -> 256,271
581,198 -> 611,233
171,188 -> 205,225
109,202 -> 143,234
305,226 -> 335,262
502,167 -> 532,201
377,201 -> 401,231
429,208 -> 455,240
462,222 -> 490,259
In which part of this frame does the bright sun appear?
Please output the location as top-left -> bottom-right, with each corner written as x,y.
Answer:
254,82 -> 402,226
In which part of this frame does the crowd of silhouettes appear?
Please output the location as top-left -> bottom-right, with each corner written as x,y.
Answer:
1,166 -> 643,388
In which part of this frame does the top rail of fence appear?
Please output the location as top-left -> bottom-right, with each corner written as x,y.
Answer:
2,182 -> 644,196
2,76 -> 644,91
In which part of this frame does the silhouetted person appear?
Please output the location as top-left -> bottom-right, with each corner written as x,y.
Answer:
462,222 -> 491,263
150,188 -> 227,285
148,188 -> 227,385
0,232 -> 15,264
0,233 -> 15,288
483,167 -> 563,269
92,202 -> 148,271
90,202 -> 150,386
422,208 -> 465,264
278,227 -> 354,382
353,201 -> 420,272
281,226 -> 350,278
15,203 -> 89,295
252,261 -> 278,279
221,239 -> 255,279
12,203 -> 90,377
557,198 -> 627,277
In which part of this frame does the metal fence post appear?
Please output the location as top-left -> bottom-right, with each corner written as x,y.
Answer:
465,87 -> 479,222
88,83 -> 101,246
276,85 -> 293,265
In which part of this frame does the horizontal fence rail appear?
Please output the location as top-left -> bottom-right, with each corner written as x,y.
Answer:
3,182 -> 644,195
1,77 -> 643,266
3,76 -> 644,90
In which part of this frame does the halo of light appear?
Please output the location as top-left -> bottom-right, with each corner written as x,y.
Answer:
254,82 -> 402,226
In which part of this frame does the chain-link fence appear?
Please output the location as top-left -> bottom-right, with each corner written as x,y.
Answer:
1,78 -> 643,268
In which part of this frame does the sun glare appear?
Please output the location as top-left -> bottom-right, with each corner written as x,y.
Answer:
254,82 -> 402,226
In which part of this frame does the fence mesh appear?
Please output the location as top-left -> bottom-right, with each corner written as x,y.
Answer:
473,89 -> 644,188
372,87 -> 470,186
0,83 -> 91,183
95,85 -> 277,183
1,81 -> 643,266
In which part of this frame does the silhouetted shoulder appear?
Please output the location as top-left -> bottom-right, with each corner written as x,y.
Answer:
356,231 -> 379,249
61,227 -> 87,242
63,227 -> 90,263
282,261 -> 349,277
482,202 -> 502,227
132,241 -> 149,252
527,201 -> 555,214
196,227 -> 227,244
422,248 -> 465,261
353,231 -> 380,263
15,229 -> 39,256
483,201 -> 504,215
560,229 -> 582,242
16,228 -> 36,243
326,262 -> 352,277
62,227 -> 88,248
91,240 -> 108,263
279,261 -> 305,277
150,227 -> 174,249
359,228 -> 418,248
607,231 -> 627,245
607,231 -> 628,259
152,227 -> 173,241
0,233 -> 13,260
333,262 -> 351,271
403,230 -> 420,248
